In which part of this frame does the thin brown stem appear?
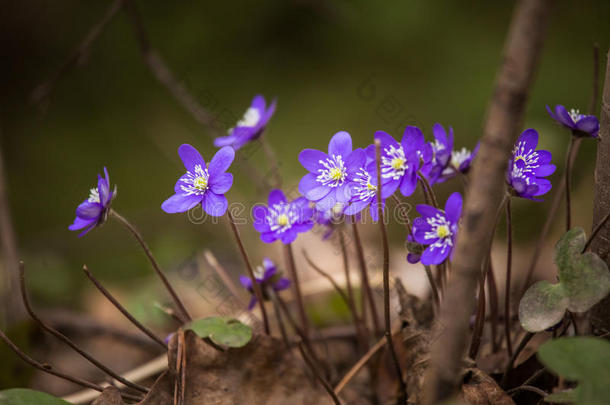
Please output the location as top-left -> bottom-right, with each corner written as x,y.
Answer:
110,209 -> 191,322
582,212 -> 610,253
297,344 -> 342,405
501,332 -> 534,387
506,385 -> 547,397
225,211 -> 270,335
30,0 -> 125,105
83,266 -> 168,349
419,174 -> 439,209
284,243 -> 309,338
468,273 -> 486,360
375,139 -> 407,403
302,249 -> 350,307
202,250 -> 249,309
0,328 -> 143,402
564,136 -> 580,231
487,260 -> 500,353
424,265 -> 440,310
19,263 -> 148,393
267,286 -> 291,350
504,198 -> 514,358
351,221 -> 382,336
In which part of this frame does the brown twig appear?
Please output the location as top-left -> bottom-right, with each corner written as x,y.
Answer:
110,209 -> 191,322
297,343 -> 342,405
418,174 -> 439,209
0,328 -> 142,402
583,212 -> 610,253
83,266 -> 168,349
302,249 -> 350,306
19,262 -> 149,393
504,198 -> 514,357
423,0 -> 553,401
225,211 -> 270,335
501,331 -> 534,387
202,250 -> 249,309
351,220 -> 382,335
375,139 -> 407,404
284,243 -> 310,338
506,385 -> 547,397
30,0 -> 125,106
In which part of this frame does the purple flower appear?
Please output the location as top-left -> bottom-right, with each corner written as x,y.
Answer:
506,129 -> 556,200
214,95 -> 277,150
161,144 -> 234,216
298,131 -> 366,211
343,165 -> 386,221
546,104 -> 599,138
421,123 -> 454,184
253,189 -> 314,244
314,204 -> 345,240
365,126 -> 427,198
69,167 -> 115,237
239,258 -> 290,310
438,142 -> 480,182
411,192 -> 462,265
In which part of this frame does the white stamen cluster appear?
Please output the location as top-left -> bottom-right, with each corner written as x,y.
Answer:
253,265 -> 265,280
511,140 -> 540,176
450,147 -> 471,169
316,155 -> 347,187
353,168 -> 377,202
237,107 -> 261,128
180,164 -> 210,196
381,144 -> 407,180
424,213 -> 454,252
88,188 -> 100,203
267,202 -> 297,233
569,108 -> 583,123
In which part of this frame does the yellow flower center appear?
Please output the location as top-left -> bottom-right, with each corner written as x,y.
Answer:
277,214 -> 289,227
329,167 -> 344,181
391,157 -> 406,170
436,225 -> 450,238
193,176 -> 208,191
367,183 -> 377,191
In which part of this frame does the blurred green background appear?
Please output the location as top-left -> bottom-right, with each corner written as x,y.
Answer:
1,0 -> 609,316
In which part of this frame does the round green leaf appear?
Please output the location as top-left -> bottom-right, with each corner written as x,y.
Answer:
538,337 -> 610,405
564,251 -> 610,313
519,281 -> 568,332
0,389 -> 71,405
186,317 -> 252,348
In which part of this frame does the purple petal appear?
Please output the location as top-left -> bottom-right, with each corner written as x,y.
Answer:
402,126 -> 425,152
209,173 -> 233,194
250,94 -> 266,112
554,105 -> 576,128
69,216 -> 96,231
268,189 -> 287,206
398,170 -> 418,197
239,275 -> 253,290
178,144 -> 205,171
208,146 -> 235,176
280,229 -> 297,244
273,277 -> 291,291
202,192 -> 228,217
575,116 -> 599,135
76,202 -> 103,219
416,204 -> 443,218
517,129 -> 539,152
407,252 -> 421,264
247,296 -> 258,310
161,193 -> 201,214
374,131 -> 399,149
421,244 -> 450,265
263,258 -> 276,273
328,131 -> 352,157
444,192 -> 463,224
291,221 -> 314,233
252,205 -> 270,232
345,199 -> 369,216
299,149 -> 328,172
263,98 -> 277,123
345,148 -> 366,174
299,173 -> 330,201
214,134 -> 238,148
260,231 -> 278,243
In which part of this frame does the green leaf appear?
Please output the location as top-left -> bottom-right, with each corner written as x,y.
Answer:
538,337 -> 610,405
518,281 -> 568,332
519,228 -> 610,332
0,389 -> 71,405
186,317 -> 252,348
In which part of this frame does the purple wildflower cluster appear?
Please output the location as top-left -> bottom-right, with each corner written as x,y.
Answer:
239,258 -> 290,309
547,104 -> 599,138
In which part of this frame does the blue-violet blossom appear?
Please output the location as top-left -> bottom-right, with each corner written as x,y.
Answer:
298,131 -> 366,211
214,95 -> 277,150
239,258 -> 290,310
506,129 -> 556,200
161,144 -> 234,216
253,189 -> 314,244
546,104 -> 599,138
411,192 -> 462,265
69,167 -> 115,237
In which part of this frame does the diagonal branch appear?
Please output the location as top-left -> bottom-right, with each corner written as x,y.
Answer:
423,0 -> 553,402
